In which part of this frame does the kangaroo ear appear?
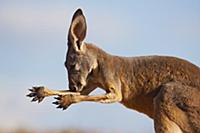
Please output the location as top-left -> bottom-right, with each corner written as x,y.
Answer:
68,9 -> 87,51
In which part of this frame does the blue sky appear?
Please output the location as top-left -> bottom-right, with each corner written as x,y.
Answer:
0,1 -> 200,133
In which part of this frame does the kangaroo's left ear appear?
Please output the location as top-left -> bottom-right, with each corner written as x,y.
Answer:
68,8 -> 87,51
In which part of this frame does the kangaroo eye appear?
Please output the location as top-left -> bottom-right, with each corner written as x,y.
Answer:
70,64 -> 76,69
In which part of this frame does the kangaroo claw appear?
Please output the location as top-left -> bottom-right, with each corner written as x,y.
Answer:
53,95 -> 75,110
26,86 -> 46,103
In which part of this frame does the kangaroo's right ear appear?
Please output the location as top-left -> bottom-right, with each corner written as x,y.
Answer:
68,9 -> 87,51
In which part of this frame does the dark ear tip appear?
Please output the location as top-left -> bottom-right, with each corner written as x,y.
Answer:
74,8 -> 83,16
72,8 -> 84,21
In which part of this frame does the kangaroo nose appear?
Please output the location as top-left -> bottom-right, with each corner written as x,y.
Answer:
70,85 -> 78,92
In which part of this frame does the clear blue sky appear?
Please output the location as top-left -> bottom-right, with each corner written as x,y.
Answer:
0,1 -> 200,133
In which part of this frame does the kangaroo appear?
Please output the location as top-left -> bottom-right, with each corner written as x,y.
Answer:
27,9 -> 200,133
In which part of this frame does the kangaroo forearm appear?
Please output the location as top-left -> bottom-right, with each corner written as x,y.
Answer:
46,89 -> 80,96
74,92 -> 121,104
76,95 -> 107,102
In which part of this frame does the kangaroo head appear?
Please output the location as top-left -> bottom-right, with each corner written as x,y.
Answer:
65,9 -> 97,92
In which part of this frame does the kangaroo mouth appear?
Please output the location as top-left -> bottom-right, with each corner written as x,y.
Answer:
69,84 -> 83,92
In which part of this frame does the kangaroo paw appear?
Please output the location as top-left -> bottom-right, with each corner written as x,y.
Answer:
53,95 -> 75,110
26,86 -> 47,103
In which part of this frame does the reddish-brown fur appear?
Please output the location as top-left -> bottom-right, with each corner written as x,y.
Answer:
27,9 -> 200,133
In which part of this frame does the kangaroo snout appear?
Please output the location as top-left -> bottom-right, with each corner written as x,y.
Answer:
69,78 -> 86,92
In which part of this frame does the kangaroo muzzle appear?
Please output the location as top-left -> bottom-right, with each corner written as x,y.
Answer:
69,78 -> 86,92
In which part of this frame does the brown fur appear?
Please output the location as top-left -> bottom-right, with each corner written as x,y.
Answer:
27,9 -> 200,133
